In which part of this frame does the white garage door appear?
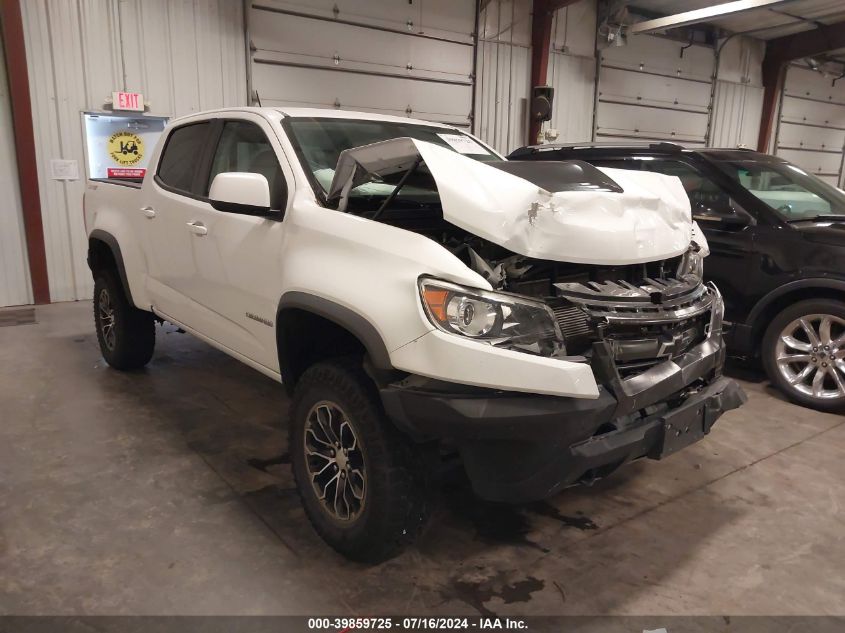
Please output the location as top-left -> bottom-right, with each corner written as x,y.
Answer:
595,35 -> 714,147
775,64 -> 845,187
0,37 -> 32,307
248,0 -> 476,127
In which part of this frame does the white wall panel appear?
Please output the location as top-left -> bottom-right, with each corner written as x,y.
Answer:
0,35 -> 33,307
548,53 -> 595,143
710,80 -> 763,148
776,64 -> 845,185
710,36 -> 763,149
20,0 -> 246,302
473,0 -> 531,153
474,0 -> 596,152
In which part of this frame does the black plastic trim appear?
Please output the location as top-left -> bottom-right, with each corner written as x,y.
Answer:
276,291 -> 393,374
87,229 -> 134,306
746,278 -> 845,326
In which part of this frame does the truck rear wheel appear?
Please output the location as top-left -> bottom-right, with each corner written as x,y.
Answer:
93,270 -> 155,370
290,359 -> 431,562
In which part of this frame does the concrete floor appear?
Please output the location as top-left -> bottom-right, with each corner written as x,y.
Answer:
1,301 -> 843,616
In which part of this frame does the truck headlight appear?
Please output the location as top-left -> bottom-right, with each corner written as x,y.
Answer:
418,278 -> 563,355
677,246 -> 704,280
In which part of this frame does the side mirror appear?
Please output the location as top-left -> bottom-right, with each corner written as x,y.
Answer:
209,172 -> 276,216
693,198 -> 754,229
694,211 -> 750,228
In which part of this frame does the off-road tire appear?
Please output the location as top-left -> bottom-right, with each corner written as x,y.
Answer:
290,358 -> 431,562
93,270 -> 155,370
762,298 -> 845,412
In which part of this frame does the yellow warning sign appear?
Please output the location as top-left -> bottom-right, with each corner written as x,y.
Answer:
107,131 -> 143,166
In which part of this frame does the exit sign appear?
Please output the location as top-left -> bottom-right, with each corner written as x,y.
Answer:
112,91 -> 145,112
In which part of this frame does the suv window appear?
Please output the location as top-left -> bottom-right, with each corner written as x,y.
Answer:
206,121 -> 286,210
157,122 -> 211,194
713,160 -> 845,221
592,157 -> 735,216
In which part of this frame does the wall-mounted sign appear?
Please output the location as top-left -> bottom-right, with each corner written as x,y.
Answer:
83,113 -> 168,181
112,91 -> 145,112
50,159 -> 79,181
107,131 -> 144,166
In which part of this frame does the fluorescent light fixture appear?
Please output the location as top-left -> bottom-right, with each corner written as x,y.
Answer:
629,0 -> 792,34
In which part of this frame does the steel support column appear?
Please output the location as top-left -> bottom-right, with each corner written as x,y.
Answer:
528,0 -> 579,146
0,0 -> 51,304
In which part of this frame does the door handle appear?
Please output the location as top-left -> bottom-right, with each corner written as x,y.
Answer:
140,206 -> 156,219
187,221 -> 208,236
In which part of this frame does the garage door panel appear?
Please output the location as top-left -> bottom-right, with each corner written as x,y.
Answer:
777,121 -> 845,153
776,148 -> 842,180
253,63 -> 471,125
780,96 -> 845,130
252,10 -> 472,81
599,66 -> 711,112
596,101 -> 708,143
783,66 -> 845,104
601,35 -> 714,83
252,0 -> 474,44
776,64 -> 845,186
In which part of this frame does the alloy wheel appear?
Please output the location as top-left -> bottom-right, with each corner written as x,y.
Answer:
303,401 -> 366,521
98,288 -> 116,351
775,313 -> 845,400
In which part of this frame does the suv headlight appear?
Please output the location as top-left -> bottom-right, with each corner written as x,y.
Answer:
677,245 -> 704,280
418,278 -> 563,355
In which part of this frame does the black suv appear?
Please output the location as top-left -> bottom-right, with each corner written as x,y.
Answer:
509,143 -> 845,412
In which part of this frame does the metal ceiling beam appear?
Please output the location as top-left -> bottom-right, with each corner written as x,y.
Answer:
528,0 -> 580,145
629,0 -> 793,34
757,19 -> 845,151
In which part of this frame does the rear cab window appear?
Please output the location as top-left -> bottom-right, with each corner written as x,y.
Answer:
156,122 -> 212,195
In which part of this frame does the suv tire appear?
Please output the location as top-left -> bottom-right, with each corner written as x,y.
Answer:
290,358 -> 431,562
762,298 -> 845,412
93,270 -> 155,370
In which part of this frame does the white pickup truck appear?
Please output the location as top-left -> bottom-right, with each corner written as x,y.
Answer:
84,107 -> 745,561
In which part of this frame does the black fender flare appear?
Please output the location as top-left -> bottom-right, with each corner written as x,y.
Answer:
747,277 -> 845,326
276,291 -> 393,375
88,229 -> 134,305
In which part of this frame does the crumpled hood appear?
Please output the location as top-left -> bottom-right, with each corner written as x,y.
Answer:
329,138 -> 695,265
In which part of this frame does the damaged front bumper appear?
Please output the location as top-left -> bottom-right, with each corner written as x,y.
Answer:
380,287 -> 746,503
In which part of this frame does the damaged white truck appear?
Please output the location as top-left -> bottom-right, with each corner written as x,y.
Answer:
84,108 -> 745,562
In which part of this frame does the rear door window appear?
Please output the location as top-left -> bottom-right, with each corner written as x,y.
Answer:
157,122 -> 211,194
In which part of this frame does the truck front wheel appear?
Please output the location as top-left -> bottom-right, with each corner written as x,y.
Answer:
93,271 -> 155,370
290,359 -> 431,562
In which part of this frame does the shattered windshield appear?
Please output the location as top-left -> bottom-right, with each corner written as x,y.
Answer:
713,159 -> 845,222
284,117 -> 499,209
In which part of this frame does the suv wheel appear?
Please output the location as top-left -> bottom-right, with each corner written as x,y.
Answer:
762,299 -> 845,412
93,271 -> 155,370
290,359 -> 431,562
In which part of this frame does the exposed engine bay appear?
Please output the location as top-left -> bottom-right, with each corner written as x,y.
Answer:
328,136 -> 716,382
443,232 -> 712,376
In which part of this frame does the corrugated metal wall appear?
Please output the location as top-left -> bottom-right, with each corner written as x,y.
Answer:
0,32 -> 33,307
474,0 -> 531,154
548,0 -> 596,144
474,0 -> 595,155
710,36 -> 764,149
20,0 -> 247,303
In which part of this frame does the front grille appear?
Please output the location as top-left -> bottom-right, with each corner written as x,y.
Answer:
548,275 -> 714,375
